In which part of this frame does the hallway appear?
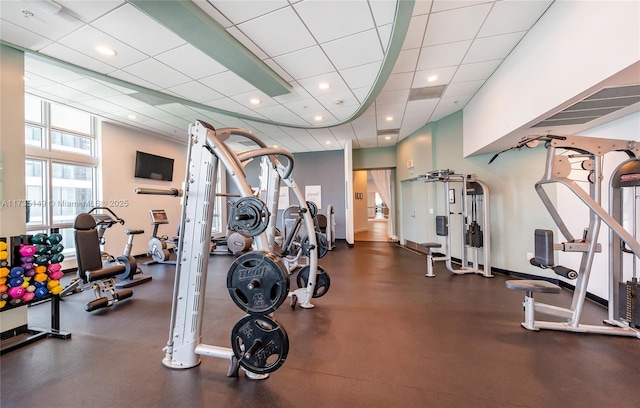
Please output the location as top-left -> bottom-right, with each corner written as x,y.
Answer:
354,218 -> 395,243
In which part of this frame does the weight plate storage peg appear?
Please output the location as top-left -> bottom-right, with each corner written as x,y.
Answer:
296,265 -> 331,298
301,233 -> 329,259
231,314 -> 289,375
227,251 -> 290,314
228,197 -> 270,238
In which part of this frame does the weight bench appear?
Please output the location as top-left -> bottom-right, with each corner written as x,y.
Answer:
419,242 -> 446,277
505,279 -> 562,330
73,213 -> 133,312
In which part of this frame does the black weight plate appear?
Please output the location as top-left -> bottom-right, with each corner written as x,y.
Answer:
231,314 -> 289,375
229,197 -> 269,238
227,251 -> 290,314
306,201 -> 318,218
301,233 -> 329,259
295,265 -> 331,298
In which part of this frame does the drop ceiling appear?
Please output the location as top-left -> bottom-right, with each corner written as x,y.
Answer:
1,0 -> 556,152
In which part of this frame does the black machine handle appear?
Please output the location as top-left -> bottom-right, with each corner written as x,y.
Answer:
88,207 -> 125,226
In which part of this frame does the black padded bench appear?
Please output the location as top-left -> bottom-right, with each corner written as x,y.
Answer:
419,242 -> 445,277
505,279 -> 562,330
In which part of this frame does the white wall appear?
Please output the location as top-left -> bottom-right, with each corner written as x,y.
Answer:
100,122 -> 187,257
464,0 -> 640,156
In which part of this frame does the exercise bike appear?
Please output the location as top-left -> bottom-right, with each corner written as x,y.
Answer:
145,209 -> 178,265
61,207 -> 151,297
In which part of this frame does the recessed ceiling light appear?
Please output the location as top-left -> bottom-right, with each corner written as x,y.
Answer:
314,115 -> 323,121
127,114 -> 137,120
250,98 -> 261,105
385,116 -> 393,121
427,75 -> 438,82
23,76 -> 30,81
385,136 -> 391,140
273,145 -> 278,148
325,141 -> 331,145
96,45 -> 117,57
318,82 -> 331,90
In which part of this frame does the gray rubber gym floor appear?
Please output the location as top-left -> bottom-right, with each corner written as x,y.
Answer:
1,241 -> 639,408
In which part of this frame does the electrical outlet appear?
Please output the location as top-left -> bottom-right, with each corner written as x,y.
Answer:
429,208 -> 433,214
527,252 -> 533,260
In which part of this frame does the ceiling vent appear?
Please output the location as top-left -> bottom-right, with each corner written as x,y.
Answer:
532,84 -> 640,127
408,85 -> 447,101
377,129 -> 400,137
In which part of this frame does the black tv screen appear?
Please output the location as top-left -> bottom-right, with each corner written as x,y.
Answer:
134,151 -> 174,181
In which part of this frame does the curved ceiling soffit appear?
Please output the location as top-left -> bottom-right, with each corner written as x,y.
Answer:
11,0 -> 415,133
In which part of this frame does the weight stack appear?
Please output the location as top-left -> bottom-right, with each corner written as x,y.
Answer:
618,281 -> 640,328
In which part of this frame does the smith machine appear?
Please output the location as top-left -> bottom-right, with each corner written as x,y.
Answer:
152,120 -> 330,380
421,170 -> 492,278
493,134 -> 640,338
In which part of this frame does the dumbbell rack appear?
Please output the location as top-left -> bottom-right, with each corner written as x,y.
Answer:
162,120 -> 296,378
0,235 -> 71,355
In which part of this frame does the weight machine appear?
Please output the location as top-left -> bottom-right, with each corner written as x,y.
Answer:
494,134 -> 640,338
421,170 -> 492,278
256,154 -> 332,308
162,120 -> 299,378
326,204 -> 336,251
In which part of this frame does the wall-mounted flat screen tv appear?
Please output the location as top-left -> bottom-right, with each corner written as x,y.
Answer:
134,151 -> 174,181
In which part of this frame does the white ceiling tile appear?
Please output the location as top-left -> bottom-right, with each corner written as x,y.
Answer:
273,46 -> 334,80
478,0 -> 553,37
39,43 -> 116,74
206,97 -> 250,113
297,71 -> 349,97
441,79 -> 484,98
382,72 -> 414,92
330,123 -> 356,141
252,104 -> 295,121
352,86 -> 372,103
0,19 -> 54,51
211,0 -> 289,25
155,44 -> 227,80
226,26 -> 269,61
294,0 -> 374,43
272,84 -> 312,104
238,7 -> 316,57
108,69 -> 162,91
392,48 -> 420,74
413,0 -> 434,16
462,31 -> 525,64
156,103 -> 199,117
404,98 -> 439,115
93,78 -> 137,95
36,83 -> 94,101
74,97 -> 128,113
192,0 -> 233,28
25,56 -> 85,83
93,4 -> 186,55
402,14 -> 428,49
340,62 -> 382,90
316,90 -> 360,111
376,89 -> 410,106
0,1 -> 84,41
167,81 -> 223,103
377,23 -> 393,51
58,0 -> 125,23
199,71 -> 257,96
230,90 -> 279,109
371,0 -> 398,26
24,73 -> 56,89
412,65 -> 457,87
262,59 -> 295,82
57,25 -> 148,69
122,59 -> 191,89
423,3 -> 493,46
102,94 -> 156,110
452,59 -> 501,83
431,0 -> 493,13
321,29 -> 383,70
416,40 -> 471,70
64,78 -> 124,98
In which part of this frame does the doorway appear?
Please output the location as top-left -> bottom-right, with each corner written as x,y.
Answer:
353,169 -> 397,243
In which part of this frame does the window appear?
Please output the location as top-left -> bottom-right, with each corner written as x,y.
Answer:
24,96 -> 99,257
